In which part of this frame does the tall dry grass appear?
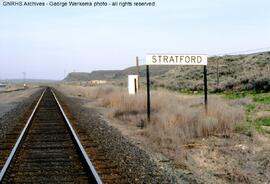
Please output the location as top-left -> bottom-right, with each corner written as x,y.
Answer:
59,84 -> 245,142
58,84 -> 245,164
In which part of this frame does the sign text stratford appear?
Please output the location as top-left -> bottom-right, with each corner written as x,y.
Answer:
146,54 -> 207,65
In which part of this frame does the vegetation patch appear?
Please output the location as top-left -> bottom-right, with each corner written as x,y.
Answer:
223,91 -> 270,104
255,117 -> 270,126
235,122 -> 253,135
223,91 -> 250,99
245,103 -> 256,113
253,94 -> 270,103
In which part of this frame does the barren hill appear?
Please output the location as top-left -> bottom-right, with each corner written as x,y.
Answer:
64,51 -> 270,92
64,70 -> 120,81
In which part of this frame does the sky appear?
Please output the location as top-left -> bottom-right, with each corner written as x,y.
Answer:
0,0 -> 270,80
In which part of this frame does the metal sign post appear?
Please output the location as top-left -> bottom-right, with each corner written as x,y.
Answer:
204,65 -> 208,113
146,65 -> 151,122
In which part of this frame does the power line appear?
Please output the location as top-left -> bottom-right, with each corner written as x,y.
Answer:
215,46 -> 270,56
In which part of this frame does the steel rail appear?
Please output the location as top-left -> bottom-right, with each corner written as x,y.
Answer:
51,89 -> 103,184
0,88 -> 46,182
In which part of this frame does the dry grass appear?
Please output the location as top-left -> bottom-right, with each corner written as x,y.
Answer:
58,84 -> 245,165
58,84 -> 244,141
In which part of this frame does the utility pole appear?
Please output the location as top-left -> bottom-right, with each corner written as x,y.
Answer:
23,72 -> 26,88
136,56 -> 140,90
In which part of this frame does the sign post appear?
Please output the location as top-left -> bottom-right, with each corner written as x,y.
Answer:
204,65 -> 208,113
146,54 -> 208,121
146,65 -> 151,122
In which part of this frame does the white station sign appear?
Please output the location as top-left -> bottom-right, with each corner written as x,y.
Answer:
146,54 -> 207,65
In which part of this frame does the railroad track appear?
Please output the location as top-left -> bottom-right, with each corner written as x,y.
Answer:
0,88 -> 102,183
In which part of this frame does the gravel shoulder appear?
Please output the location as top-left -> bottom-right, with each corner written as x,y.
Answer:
0,87 -> 43,140
0,88 -> 40,117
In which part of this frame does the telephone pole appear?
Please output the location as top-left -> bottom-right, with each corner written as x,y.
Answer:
23,72 -> 26,88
